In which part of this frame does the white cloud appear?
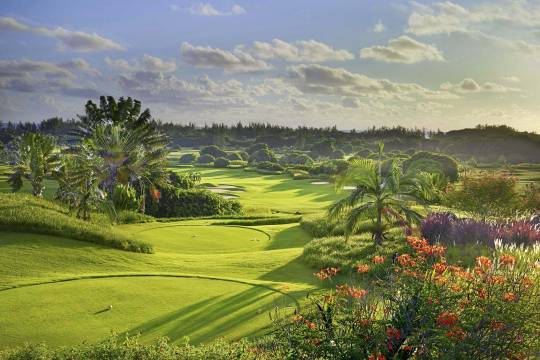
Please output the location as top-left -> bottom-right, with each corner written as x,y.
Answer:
105,55 -> 176,73
181,42 -> 271,73
285,64 -> 453,100
0,16 -> 124,52
373,20 -> 385,33
440,78 -> 521,93
241,39 -> 354,62
188,3 -> 246,16
169,4 -> 181,11
500,76 -> 520,83
360,35 -> 444,64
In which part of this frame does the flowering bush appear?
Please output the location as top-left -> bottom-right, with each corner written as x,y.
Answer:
422,213 -> 540,247
274,237 -> 540,359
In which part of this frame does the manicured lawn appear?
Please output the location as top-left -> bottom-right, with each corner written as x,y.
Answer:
0,221 -> 316,348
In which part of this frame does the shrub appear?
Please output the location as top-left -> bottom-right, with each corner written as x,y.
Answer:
330,149 -> 345,159
310,159 -> 350,176
146,188 -> 242,218
226,152 -> 243,161
178,153 -> 198,164
279,237 -> 540,359
421,212 -> 540,248
310,139 -> 335,158
521,183 -> 540,210
249,148 -> 277,163
279,152 -> 314,166
0,193 -> 152,253
300,213 -> 345,238
200,145 -> 227,158
445,175 -> 520,216
169,171 -> 200,190
197,154 -> 215,164
256,161 -> 284,172
116,210 -> 155,224
214,157 -> 230,168
228,160 -> 248,168
247,142 -> 268,154
112,184 -> 140,211
403,151 -> 459,181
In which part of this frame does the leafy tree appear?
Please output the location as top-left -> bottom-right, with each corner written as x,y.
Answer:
249,148 -> 277,163
328,143 -> 433,245
9,132 -> 59,197
200,145 -> 227,158
178,153 -> 198,164
197,154 -> 215,164
214,157 -> 230,168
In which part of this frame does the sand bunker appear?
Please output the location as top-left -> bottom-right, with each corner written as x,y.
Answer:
311,181 -> 330,185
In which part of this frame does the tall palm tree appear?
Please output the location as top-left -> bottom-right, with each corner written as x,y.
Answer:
8,132 -> 59,197
328,143 -> 433,245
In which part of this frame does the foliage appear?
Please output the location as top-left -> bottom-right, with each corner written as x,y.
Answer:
403,151 -> 459,182
0,334 -> 271,360
226,152 -> 243,161
8,132 -> 59,197
169,171 -> 201,189
445,175 -> 520,216
112,184 -> 140,211
279,152 -> 314,166
310,139 -> 336,158
247,142 -> 269,154
178,153 -> 199,164
200,145 -> 227,158
277,237 -> 540,359
197,154 -> 215,164
521,183 -> 540,210
257,161 -> 284,172
146,188 -> 242,218
214,157 -> 230,168
422,212 -> 540,247
328,143 -> 434,245
310,160 -> 349,176
0,193 -> 152,253
249,148 -> 277,163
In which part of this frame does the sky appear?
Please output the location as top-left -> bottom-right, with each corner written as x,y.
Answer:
0,0 -> 539,132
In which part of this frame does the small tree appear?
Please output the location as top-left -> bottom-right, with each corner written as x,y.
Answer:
328,143 -> 434,245
9,132 -> 59,197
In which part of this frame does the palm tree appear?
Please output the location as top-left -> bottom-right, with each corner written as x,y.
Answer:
328,143 -> 433,245
8,132 -> 59,197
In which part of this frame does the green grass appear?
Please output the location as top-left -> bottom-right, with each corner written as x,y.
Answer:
0,220 -> 316,348
0,193 -> 152,253
174,166 -> 342,214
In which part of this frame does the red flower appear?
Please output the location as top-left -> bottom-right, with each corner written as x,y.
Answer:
386,326 -> 401,339
397,254 -> 412,266
478,287 -> 487,300
503,292 -> 517,302
372,255 -> 386,264
336,285 -> 368,299
490,320 -> 505,331
476,256 -> 492,269
368,353 -> 386,360
433,262 -> 447,275
437,312 -> 459,327
445,326 -> 465,341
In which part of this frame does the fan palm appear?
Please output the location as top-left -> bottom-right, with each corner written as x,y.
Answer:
8,132 -> 59,197
328,143 -> 434,245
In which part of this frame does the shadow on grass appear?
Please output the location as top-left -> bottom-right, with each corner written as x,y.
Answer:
264,225 -> 311,250
123,286 -> 295,344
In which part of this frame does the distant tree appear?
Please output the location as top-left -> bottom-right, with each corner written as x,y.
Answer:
9,132 -> 59,197
200,145 -> 227,158
247,143 -> 268,154
249,148 -> 277,163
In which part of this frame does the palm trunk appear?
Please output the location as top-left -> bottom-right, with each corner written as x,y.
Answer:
375,201 -> 383,246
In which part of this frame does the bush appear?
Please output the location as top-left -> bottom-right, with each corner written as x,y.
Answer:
403,151 -> 459,181
112,184 -> 140,211
214,157 -> 230,168
309,159 -> 350,176
169,171 -> 200,190
228,160 -> 248,168
197,154 -> 215,164
178,153 -> 198,164
0,193 -> 152,253
146,188 -> 242,218
226,152 -> 243,161
247,143 -> 268,154
249,148 -> 277,163
280,237 -> 540,359
200,145 -> 227,158
421,212 -> 540,247
445,175 -> 520,216
279,152 -> 314,166
330,149 -> 345,159
256,161 -> 284,172
310,139 -> 335,158
300,213 -> 345,237
116,210 -> 155,224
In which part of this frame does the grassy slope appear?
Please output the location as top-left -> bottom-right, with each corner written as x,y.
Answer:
0,222 -> 317,348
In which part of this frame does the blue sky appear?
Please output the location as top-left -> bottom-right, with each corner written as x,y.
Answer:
1,0 -> 539,131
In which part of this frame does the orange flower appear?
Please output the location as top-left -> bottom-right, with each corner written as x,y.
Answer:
372,255 -> 386,264
386,326 -> 401,339
314,267 -> 339,280
397,254 -> 412,266
368,353 -> 386,360
521,276 -> 533,289
499,254 -> 516,267
487,275 -> 505,285
476,256 -> 492,269
503,292 -> 517,302
490,320 -> 505,331
449,283 -> 462,293
357,264 -> 370,273
149,187 -> 161,201
336,285 -> 368,299
433,262 -> 447,275
437,312 -> 459,327
445,326 -> 465,341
